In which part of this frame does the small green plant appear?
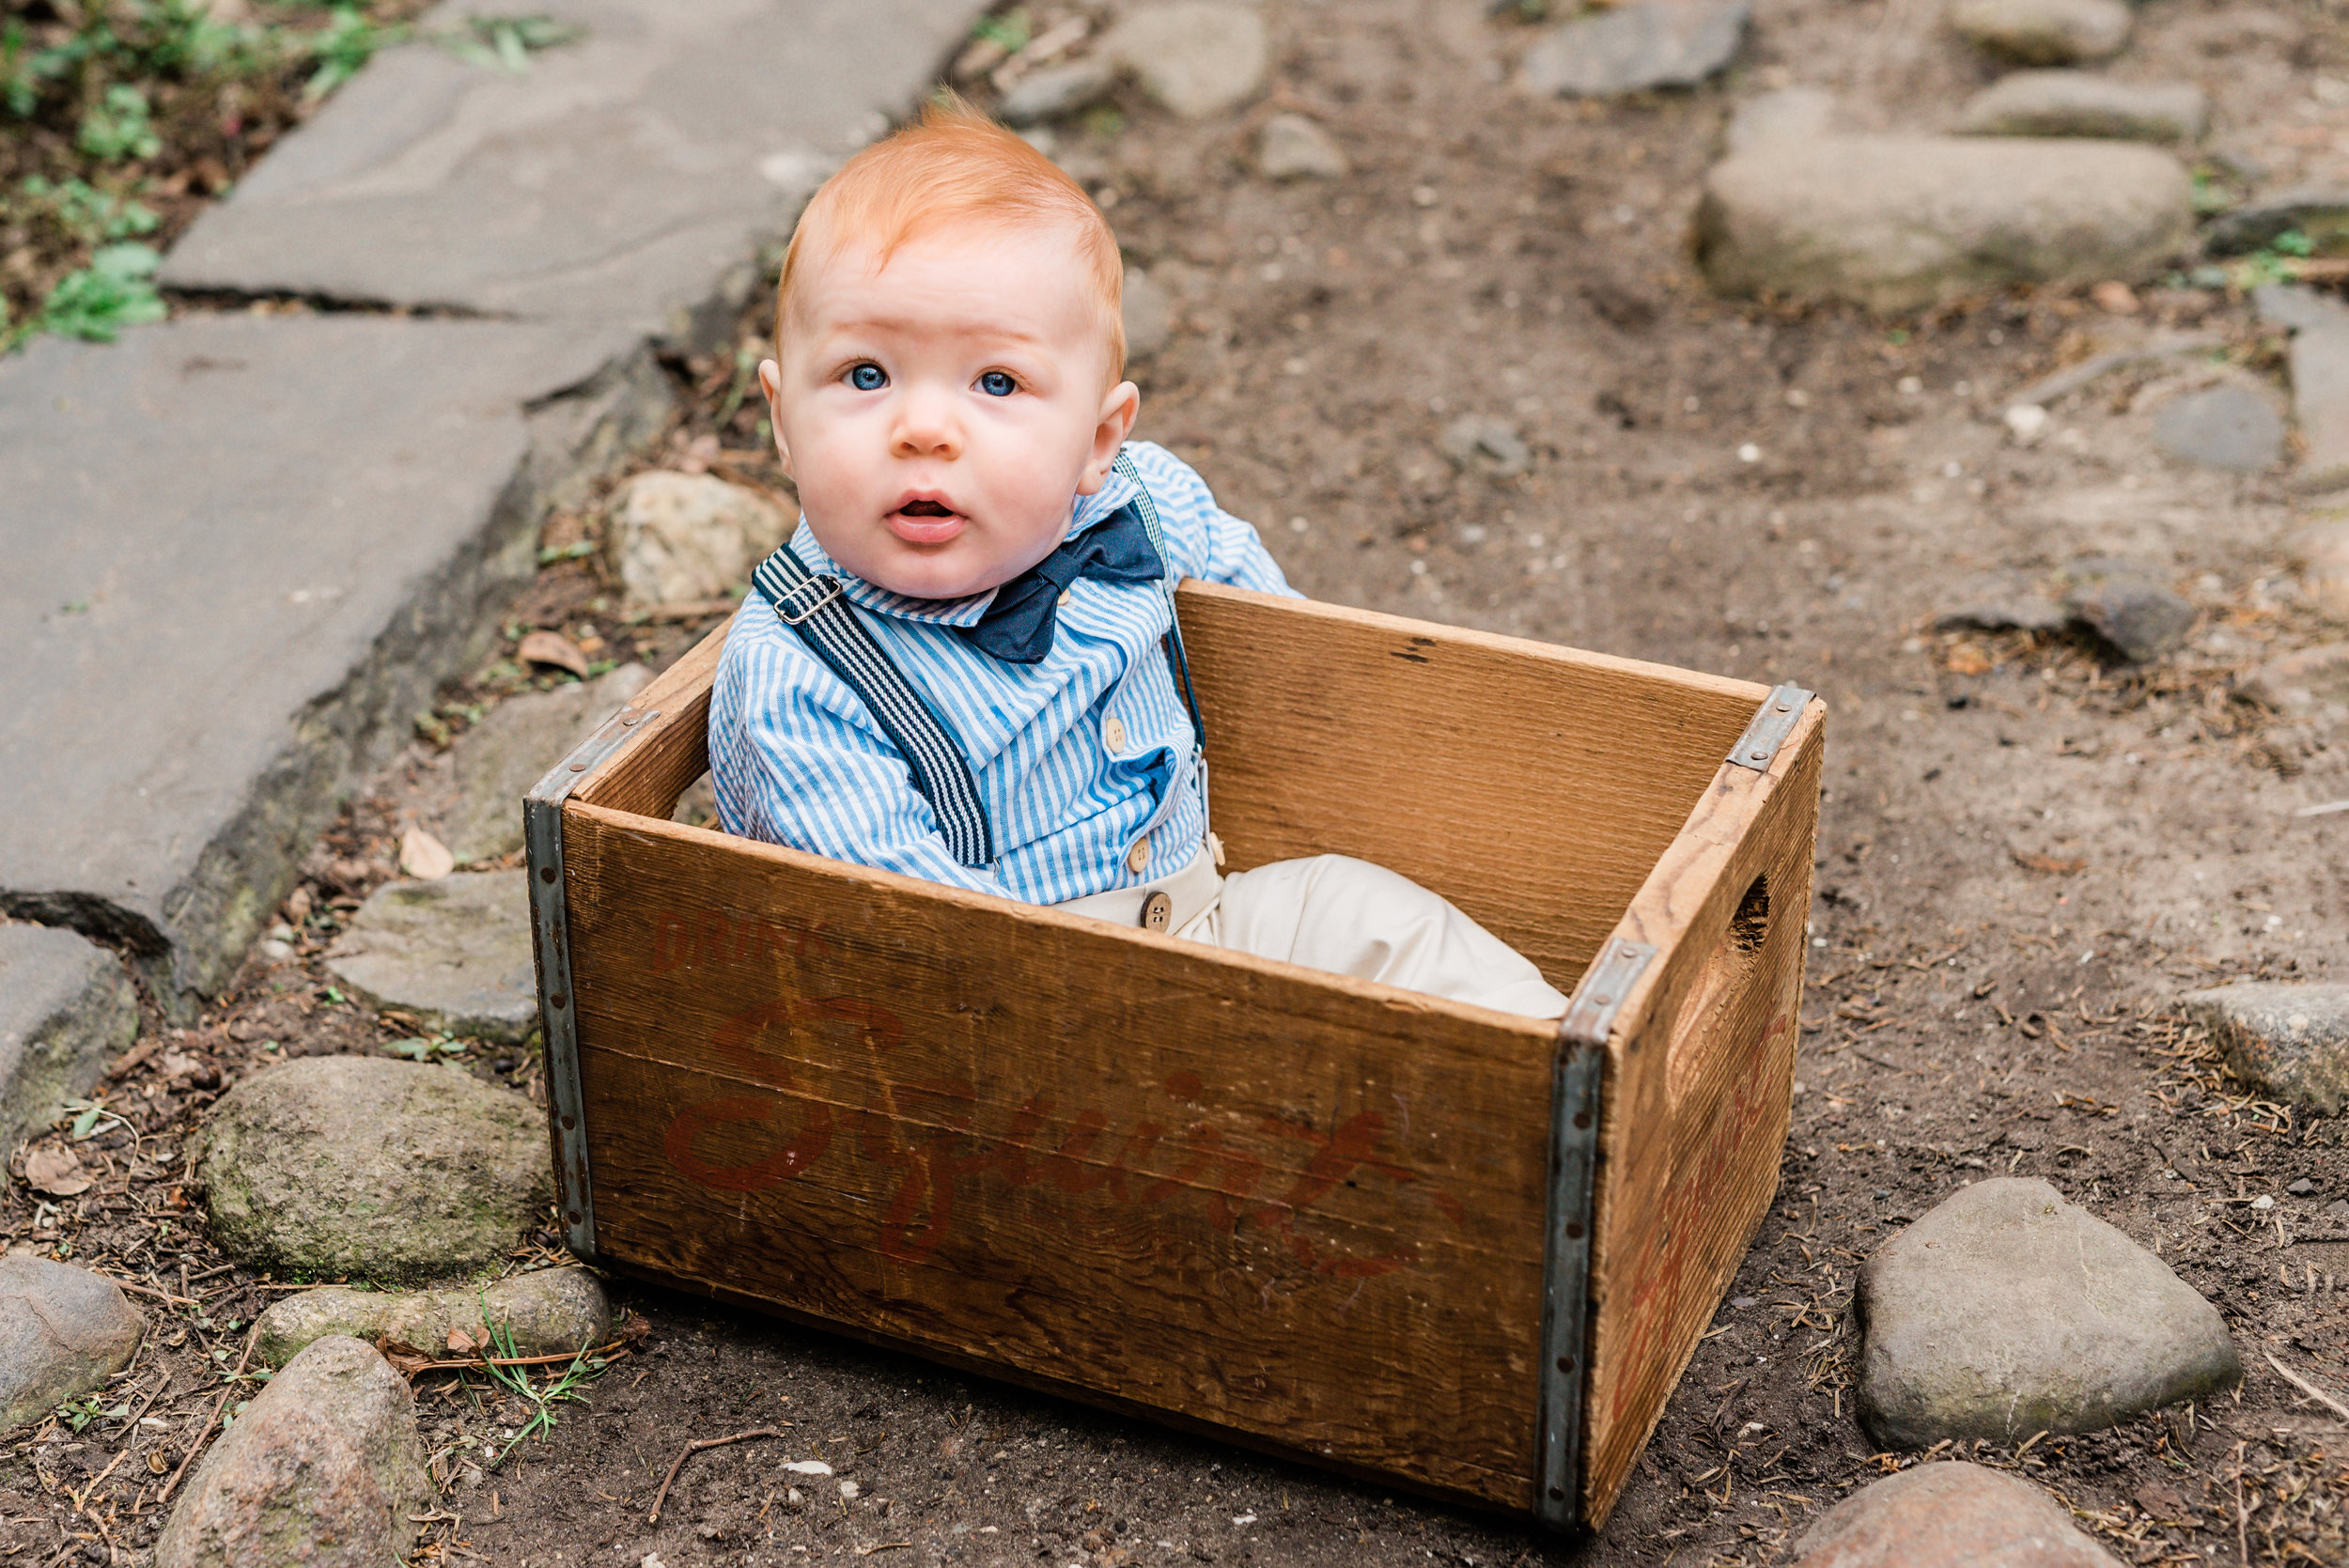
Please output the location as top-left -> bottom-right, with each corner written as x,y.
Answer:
438,13 -> 583,75
478,1314 -> 605,1467
302,5 -> 389,100
55,1394 -> 128,1434
385,1032 -> 468,1062
19,176 -> 160,243
77,84 -> 161,160
27,243 -> 166,343
971,8 -> 1031,54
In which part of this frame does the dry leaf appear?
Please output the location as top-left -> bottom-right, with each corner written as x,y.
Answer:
2091,280 -> 2139,316
398,826 -> 456,880
1945,641 -> 1993,675
517,629 -> 591,677
2012,848 -> 2087,876
446,1327 -> 477,1356
24,1145 -> 91,1196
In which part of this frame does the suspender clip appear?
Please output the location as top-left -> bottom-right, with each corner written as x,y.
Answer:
772,574 -> 845,625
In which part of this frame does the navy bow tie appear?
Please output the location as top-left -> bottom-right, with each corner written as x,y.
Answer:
957,503 -> 1164,664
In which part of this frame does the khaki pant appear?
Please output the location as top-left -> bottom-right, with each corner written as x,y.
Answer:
1057,845 -> 1569,1019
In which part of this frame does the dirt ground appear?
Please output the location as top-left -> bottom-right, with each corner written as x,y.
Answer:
6,0 -> 2349,1563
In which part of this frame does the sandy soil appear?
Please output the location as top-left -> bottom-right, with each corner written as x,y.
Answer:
5,1 -> 2348,1564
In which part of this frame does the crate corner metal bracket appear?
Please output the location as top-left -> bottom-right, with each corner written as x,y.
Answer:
1537,936 -> 1658,1529
1725,683 -> 1814,774
523,706 -> 660,1263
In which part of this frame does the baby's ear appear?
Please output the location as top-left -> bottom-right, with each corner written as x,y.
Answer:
758,360 -> 792,472
1088,379 -> 1141,478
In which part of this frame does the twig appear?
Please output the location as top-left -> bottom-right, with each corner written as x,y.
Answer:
647,1428 -> 790,1525
97,1275 -> 197,1307
397,1338 -> 631,1375
70,1448 -> 127,1514
2264,1351 -> 2349,1422
157,1326 -> 258,1507
125,1371 -> 171,1428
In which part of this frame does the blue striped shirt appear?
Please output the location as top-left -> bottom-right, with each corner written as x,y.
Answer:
708,442 -> 1299,903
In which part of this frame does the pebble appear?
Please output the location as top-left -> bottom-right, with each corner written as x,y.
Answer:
1792,1461 -> 2115,1567
0,1255 -> 144,1433
604,470 -> 793,608
2179,983 -> 2349,1115
0,924 -> 137,1155
1947,0 -> 2131,66
1724,86 -> 1837,154
1856,1178 -> 2240,1448
255,1265 -> 612,1366
1519,0 -> 1750,98
1438,415 -> 1531,477
195,1055 -> 553,1284
1122,266 -> 1174,361
996,57 -> 1116,126
2206,186 -> 2349,257
324,871 -> 537,1042
1101,3 -> 1268,118
2150,385 -> 2284,472
440,662 -> 651,862
155,1335 -> 430,1568
1953,70 -> 2208,143
2059,558 -> 2195,663
1696,136 -> 2191,312
1258,113 -> 1348,180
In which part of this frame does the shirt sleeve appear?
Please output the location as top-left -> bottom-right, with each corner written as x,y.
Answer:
708,617 -> 1003,895
1124,441 -> 1303,598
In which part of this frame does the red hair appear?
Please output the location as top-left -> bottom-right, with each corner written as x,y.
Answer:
775,95 -> 1125,379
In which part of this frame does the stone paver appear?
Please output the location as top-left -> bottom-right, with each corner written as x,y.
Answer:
607,470 -> 793,607
1519,0 -> 1750,98
1102,3 -> 1268,119
2181,983 -> 2349,1115
441,664 -> 652,863
2151,386 -> 2284,472
195,1056 -> 552,1284
1947,0 -> 2131,65
0,315 -> 660,1009
160,0 -> 989,352
1724,86 -> 1837,153
1932,571 -> 2068,634
1793,1462 -> 2117,1567
998,57 -> 1116,125
155,1335 -> 430,1568
1954,71 -> 2207,142
2274,293 -> 2349,493
255,1265 -> 613,1366
1695,137 -> 2191,312
0,924 -> 136,1154
1856,1178 -> 2240,1449
0,1255 -> 144,1434
325,872 -> 538,1042
1259,113 -> 1349,180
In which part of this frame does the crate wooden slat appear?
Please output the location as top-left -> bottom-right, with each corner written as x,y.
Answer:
528,581 -> 1824,1530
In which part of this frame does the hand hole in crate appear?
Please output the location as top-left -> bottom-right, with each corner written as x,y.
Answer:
1665,874 -> 1771,1109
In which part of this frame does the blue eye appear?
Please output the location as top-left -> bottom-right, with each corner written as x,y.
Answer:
977,370 -> 1016,397
848,364 -> 886,391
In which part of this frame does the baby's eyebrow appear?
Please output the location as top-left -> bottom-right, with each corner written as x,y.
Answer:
820,315 -> 1055,349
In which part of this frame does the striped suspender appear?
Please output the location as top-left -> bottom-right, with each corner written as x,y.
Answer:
751,549 -> 996,870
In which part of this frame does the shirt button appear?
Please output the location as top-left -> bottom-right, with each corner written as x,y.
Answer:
1127,839 -> 1151,874
1103,717 -> 1128,752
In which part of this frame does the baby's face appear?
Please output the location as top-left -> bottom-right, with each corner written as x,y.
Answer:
762,223 -> 1139,601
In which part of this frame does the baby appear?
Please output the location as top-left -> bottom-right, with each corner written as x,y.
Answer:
709,100 -> 1567,1020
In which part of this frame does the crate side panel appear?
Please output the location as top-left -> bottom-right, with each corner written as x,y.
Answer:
1177,584 -> 1764,991
1579,711 -> 1824,1526
571,616 -> 732,819
561,805 -> 1555,1506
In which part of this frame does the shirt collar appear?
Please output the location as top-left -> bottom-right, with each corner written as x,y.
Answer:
786,459 -> 1142,629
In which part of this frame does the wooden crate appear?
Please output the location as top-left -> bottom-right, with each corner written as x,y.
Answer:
524,582 -> 1824,1531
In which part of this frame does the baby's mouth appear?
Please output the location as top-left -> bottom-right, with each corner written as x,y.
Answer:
887,496 -> 966,545
896,500 -> 955,518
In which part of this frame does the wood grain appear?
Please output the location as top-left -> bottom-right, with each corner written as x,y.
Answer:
572,614 -> 734,819
1575,701 -> 1826,1527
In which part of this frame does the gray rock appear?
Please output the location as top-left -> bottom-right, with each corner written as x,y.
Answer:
255,1266 -> 612,1366
2206,187 -> 2349,257
1123,267 -> 1174,361
158,0 -> 991,349
2060,560 -> 2195,662
1438,415 -> 1532,477
0,314 -> 666,1013
154,1335 -> 429,1568
997,56 -> 1117,125
1258,113 -> 1349,180
1103,3 -> 1268,118
2253,281 -> 2349,334
1932,572 -> 2067,634
442,664 -> 652,864
2236,642 -> 2349,719
1725,86 -> 1838,153
0,1255 -> 143,1434
1857,1177 -> 2240,1449
607,470 -> 793,608
1947,0 -> 2131,66
2287,314 -> 2349,492
1793,1462 -> 2116,1567
324,872 -> 537,1043
1520,0 -> 1750,98
2180,983 -> 2349,1115
0,925 -> 136,1155
1954,71 -> 2208,143
194,1055 -> 552,1284
1696,137 -> 2192,312
2151,386 -> 2284,472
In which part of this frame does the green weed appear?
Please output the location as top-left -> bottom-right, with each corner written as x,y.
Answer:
25,243 -> 166,344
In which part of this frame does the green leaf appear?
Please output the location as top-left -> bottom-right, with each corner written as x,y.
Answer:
70,1105 -> 101,1140
36,244 -> 165,343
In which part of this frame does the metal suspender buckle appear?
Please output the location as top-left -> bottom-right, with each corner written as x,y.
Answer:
773,574 -> 845,625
